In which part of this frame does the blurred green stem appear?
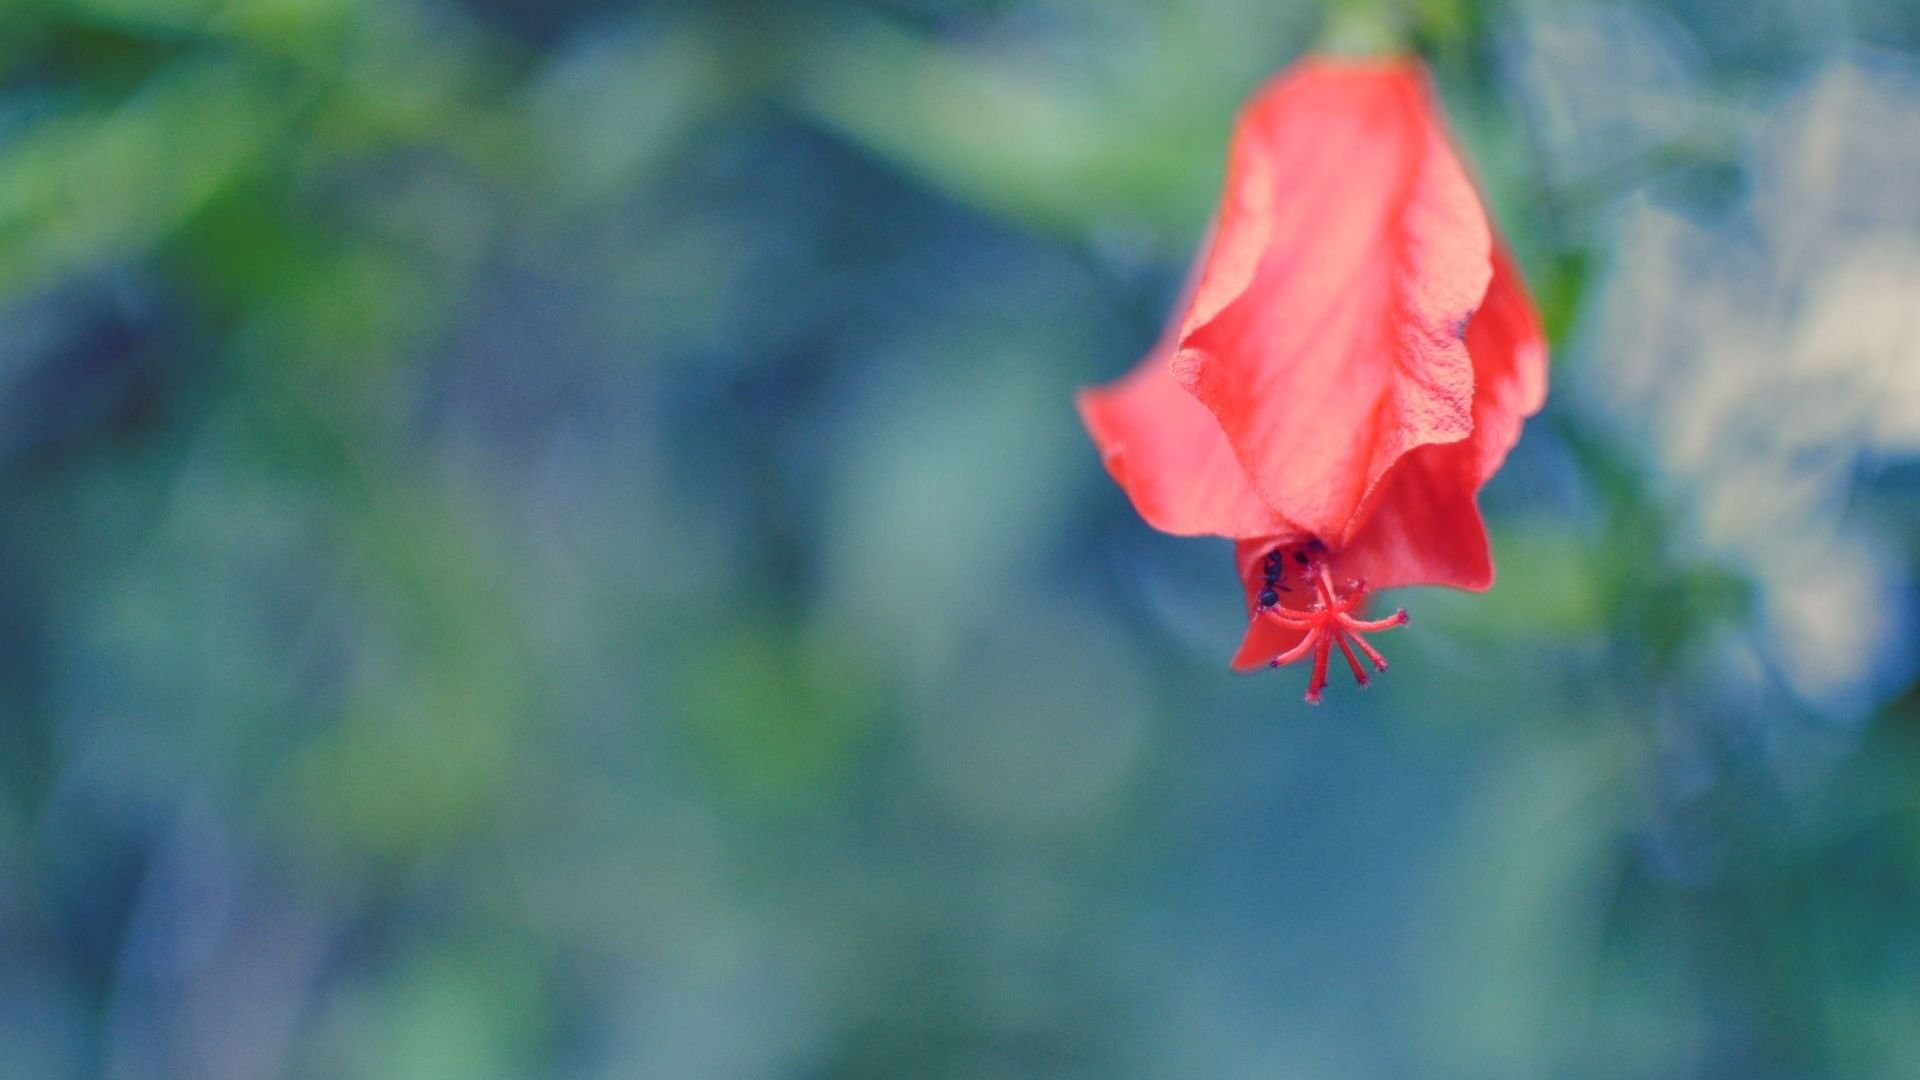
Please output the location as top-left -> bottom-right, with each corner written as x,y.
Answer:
1320,0 -> 1407,56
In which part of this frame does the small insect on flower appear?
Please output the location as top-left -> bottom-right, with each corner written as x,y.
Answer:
1255,548 -> 1292,609
1077,56 -> 1548,703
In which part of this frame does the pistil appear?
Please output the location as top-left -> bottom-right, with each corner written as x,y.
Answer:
1258,561 -> 1409,703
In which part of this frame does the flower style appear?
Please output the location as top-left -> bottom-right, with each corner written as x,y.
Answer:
1077,56 -> 1548,702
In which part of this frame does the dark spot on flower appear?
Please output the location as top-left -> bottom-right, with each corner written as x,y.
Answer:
1452,309 -> 1476,339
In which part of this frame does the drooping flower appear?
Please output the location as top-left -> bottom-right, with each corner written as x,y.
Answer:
1077,56 -> 1548,702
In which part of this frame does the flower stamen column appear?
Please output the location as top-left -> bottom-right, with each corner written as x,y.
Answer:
1258,564 -> 1409,703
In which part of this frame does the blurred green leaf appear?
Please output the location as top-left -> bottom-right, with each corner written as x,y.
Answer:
0,59 -> 294,295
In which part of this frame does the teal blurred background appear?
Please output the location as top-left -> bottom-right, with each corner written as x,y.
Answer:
4,0 -> 1920,1076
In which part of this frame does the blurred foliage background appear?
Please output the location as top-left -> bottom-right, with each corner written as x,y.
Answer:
3,0 -> 1920,1076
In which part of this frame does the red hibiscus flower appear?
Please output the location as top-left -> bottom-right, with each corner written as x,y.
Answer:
1077,56 -> 1548,703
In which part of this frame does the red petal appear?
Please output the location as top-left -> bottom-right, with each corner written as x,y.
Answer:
1077,306 -> 1299,540
1336,241 -> 1549,591
1173,58 -> 1492,543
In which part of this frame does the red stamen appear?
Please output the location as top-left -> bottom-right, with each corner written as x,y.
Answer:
1340,609 -> 1409,633
1261,608 -> 1317,631
1250,548 -> 1411,701
1334,633 -> 1370,687
1305,634 -> 1332,704
1268,631 -> 1320,668
1344,628 -> 1391,672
